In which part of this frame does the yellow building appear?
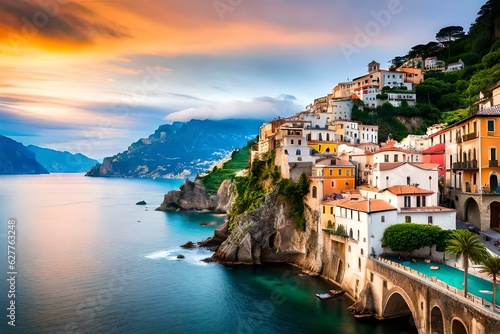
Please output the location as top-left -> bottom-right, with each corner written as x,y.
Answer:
308,140 -> 338,154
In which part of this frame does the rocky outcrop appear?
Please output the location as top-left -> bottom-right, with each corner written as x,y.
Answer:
156,179 -> 217,211
213,189 -> 308,264
215,179 -> 236,213
156,178 -> 236,213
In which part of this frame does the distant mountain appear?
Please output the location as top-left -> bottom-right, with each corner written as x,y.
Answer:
27,145 -> 99,173
0,135 -> 49,175
85,119 -> 263,179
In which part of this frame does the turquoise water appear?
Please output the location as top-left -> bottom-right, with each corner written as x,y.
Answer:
0,174 -> 418,333
397,259 -> 499,304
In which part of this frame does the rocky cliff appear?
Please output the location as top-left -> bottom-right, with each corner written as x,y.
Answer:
156,178 -> 235,213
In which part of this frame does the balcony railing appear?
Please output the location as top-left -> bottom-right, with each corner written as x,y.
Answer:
452,160 -> 478,170
489,160 -> 498,167
462,132 -> 478,142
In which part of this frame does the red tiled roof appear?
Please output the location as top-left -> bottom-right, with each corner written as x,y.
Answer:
377,162 -> 406,171
337,199 -> 396,213
385,185 -> 434,195
421,143 -> 445,154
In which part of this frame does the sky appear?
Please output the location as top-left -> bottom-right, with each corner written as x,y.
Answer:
0,0 -> 485,160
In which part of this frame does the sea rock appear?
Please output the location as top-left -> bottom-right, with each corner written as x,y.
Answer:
156,179 -> 216,211
136,200 -> 147,205
180,241 -> 196,249
177,254 -> 185,259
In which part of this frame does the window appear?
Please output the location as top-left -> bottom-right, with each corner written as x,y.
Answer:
384,154 -> 389,162
394,154 -> 398,162
422,196 -> 426,207
330,207 -> 333,214
407,176 -> 411,185
323,206 -> 325,214
404,196 -> 411,207
358,258 -> 361,271
331,181 -> 335,188
329,169 -> 332,176
361,248 -> 364,255
491,147 -> 497,161
357,230 -> 360,240
428,216 -> 433,225
381,215 -> 385,223
346,170 -> 350,176
370,272 -> 374,282
312,186 -> 317,198
291,139 -> 294,144
345,182 -> 349,189
338,169 -> 342,175
405,216 -> 411,223
416,196 -> 421,207
298,140 -> 302,145
296,149 -> 301,155
488,120 -> 495,132
383,280 -> 387,289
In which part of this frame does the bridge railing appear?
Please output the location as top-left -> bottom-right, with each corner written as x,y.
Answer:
375,256 -> 497,313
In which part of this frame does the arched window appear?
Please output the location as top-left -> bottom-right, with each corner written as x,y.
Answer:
326,133 -> 330,141
318,133 -> 323,141
296,149 -> 301,155
312,186 -> 317,198
349,228 -> 353,239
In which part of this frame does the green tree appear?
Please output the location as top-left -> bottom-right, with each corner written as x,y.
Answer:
479,255 -> 500,311
436,26 -> 465,43
445,230 -> 489,297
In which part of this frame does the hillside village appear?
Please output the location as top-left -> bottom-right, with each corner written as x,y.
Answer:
248,59 -> 500,299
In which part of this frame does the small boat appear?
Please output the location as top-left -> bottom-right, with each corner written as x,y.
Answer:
315,290 -> 345,300
430,266 -> 439,270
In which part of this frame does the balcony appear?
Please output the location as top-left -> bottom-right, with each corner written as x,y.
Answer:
462,132 -> 478,142
489,160 -> 498,167
452,160 -> 478,170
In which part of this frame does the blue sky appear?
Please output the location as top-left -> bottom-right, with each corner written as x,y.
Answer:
0,0 -> 484,160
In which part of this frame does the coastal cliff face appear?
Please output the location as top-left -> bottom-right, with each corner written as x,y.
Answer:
211,187 -> 345,288
156,178 -> 235,213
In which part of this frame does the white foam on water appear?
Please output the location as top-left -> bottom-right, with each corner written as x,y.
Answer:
144,249 -> 178,260
144,247 -> 214,265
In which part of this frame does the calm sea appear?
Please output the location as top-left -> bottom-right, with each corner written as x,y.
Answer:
0,174 -> 417,333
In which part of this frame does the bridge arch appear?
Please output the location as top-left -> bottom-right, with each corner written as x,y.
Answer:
381,287 -> 416,320
430,305 -> 444,334
451,317 -> 468,334
464,197 -> 480,229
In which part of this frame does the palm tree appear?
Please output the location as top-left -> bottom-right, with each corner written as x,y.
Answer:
479,255 -> 500,311
445,230 -> 489,297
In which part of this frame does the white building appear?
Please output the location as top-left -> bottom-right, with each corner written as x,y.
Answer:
446,59 -> 465,72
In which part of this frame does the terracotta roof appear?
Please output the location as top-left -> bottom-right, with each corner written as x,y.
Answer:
408,162 -> 439,170
476,104 -> 500,116
376,162 -> 438,171
385,185 -> 434,195
314,158 -> 354,167
400,206 -> 455,213
377,162 -> 406,171
337,199 -> 396,213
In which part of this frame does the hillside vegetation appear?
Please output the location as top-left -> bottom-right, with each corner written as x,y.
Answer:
198,140 -> 254,195
352,0 -> 500,142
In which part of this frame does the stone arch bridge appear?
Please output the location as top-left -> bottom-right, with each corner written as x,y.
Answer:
363,258 -> 500,334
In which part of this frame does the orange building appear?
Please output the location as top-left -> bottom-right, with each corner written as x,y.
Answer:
311,157 -> 356,197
